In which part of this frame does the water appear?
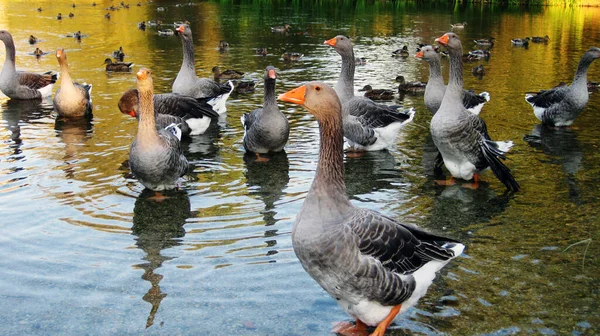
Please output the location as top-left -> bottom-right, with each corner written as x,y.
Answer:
1,1 -> 599,335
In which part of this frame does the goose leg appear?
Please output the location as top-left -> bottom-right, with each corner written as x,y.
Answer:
462,174 -> 480,189
255,152 -> 270,162
331,319 -> 368,336
148,191 -> 169,202
370,304 -> 401,336
434,176 -> 456,186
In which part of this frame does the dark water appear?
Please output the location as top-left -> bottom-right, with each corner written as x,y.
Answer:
1,1 -> 599,335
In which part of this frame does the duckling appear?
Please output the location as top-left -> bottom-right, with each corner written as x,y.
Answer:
255,47 -> 268,56
104,58 -> 134,72
358,84 -> 395,101
474,37 -> 495,46
451,22 -> 467,28
282,52 -> 303,61
396,75 -> 426,94
113,46 -> 125,61
511,37 -> 530,46
218,40 -> 229,51
211,66 -> 244,81
472,64 -> 485,77
68,12 -> 74,18
57,13 -> 63,20
158,29 -> 174,36
28,35 -> 38,45
392,45 -> 409,57
271,24 -> 291,33
531,35 -> 550,43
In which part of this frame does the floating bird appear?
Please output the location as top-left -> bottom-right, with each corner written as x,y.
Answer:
53,48 -> 93,118
0,30 -> 57,99
358,84 -> 395,101
271,24 -> 291,33
68,12 -> 74,18
57,13 -> 62,20
525,47 -> 600,127
218,40 -> 229,51
211,66 -> 244,81
255,47 -> 268,56
511,37 -> 530,46
474,37 -> 495,46
104,12 -> 111,19
32,47 -> 46,57
104,58 -> 134,72
466,49 -> 490,60
113,46 -> 125,61
531,35 -> 550,43
158,29 -> 174,36
233,80 -> 256,94
282,51 -> 303,61
129,68 -> 188,192
396,75 -> 426,95
472,64 -> 485,77
138,21 -> 146,30
354,57 -> 368,65
431,32 -> 519,191
37,7 -> 42,12
451,22 -> 467,28
278,81 -> 464,336
392,45 -> 409,57
28,35 -> 38,44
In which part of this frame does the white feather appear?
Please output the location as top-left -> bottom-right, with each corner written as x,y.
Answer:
185,117 -> 211,135
37,83 -> 54,97
208,81 -> 234,114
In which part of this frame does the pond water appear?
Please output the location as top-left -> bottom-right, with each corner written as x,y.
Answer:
1,1 -> 599,335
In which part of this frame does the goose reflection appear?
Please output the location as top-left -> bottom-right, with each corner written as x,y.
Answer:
182,120 -> 221,161
344,150 -> 401,199
1,99 -> 53,150
131,189 -> 191,328
243,151 -> 289,227
54,118 -> 93,179
524,124 -> 582,203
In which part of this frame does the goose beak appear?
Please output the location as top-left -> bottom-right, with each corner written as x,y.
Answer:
435,34 -> 449,46
268,69 -> 276,79
415,50 -> 424,58
136,69 -> 148,80
127,110 -> 137,117
324,37 -> 337,47
56,48 -> 63,57
176,25 -> 185,33
278,85 -> 306,105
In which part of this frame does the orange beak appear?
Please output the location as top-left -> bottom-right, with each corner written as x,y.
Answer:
56,48 -> 63,57
278,85 -> 306,105
415,50 -> 424,58
324,37 -> 337,47
268,69 -> 276,79
176,25 -> 185,33
435,34 -> 449,46
136,69 -> 147,80
127,110 -> 137,117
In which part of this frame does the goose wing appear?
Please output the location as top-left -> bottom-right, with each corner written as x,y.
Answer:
344,117 -> 377,146
154,93 -> 219,119
16,70 -> 57,90
525,86 -> 567,108
348,97 -> 412,128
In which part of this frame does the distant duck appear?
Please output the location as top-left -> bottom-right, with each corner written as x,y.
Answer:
158,29 -> 174,36
474,37 -> 495,46
355,57 -> 368,65
358,84 -> 395,101
57,13 -> 62,20
104,58 -> 134,72
211,66 -> 244,81
392,45 -> 409,57
28,35 -> 38,45
271,24 -> 291,33
511,37 -> 530,46
450,22 -> 467,28
472,64 -> 485,77
147,20 -> 162,26
104,12 -> 111,19
396,75 -> 426,94
32,47 -> 45,57
113,46 -> 125,61
53,48 -> 93,119
92,2 -> 97,6
531,35 -> 550,43
66,31 -> 85,40
255,47 -> 268,56
466,49 -> 490,61
71,3 -> 76,7
156,6 -> 165,11
37,7 -> 42,12
138,21 -> 146,30
218,40 -> 229,51
68,12 -> 74,18
233,80 -> 256,94
525,47 -> 600,126
282,51 -> 303,61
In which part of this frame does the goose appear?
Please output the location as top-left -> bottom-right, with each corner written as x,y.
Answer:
392,45 -> 409,57
53,48 -> 93,118
241,66 -> 289,156
531,35 -> 550,43
113,46 -> 125,61
278,81 -> 464,336
271,24 -> 291,33
474,38 -> 495,46
415,44 -> 490,115
396,75 -> 426,95
118,89 -> 218,136
511,37 -> 530,46
173,25 -> 233,114
450,22 -> 467,29
325,35 -> 415,151
129,68 -> 188,192
28,35 -> 38,45
525,46 -> 600,127
358,84 -> 395,101
218,40 -> 229,51
211,66 -> 244,81
282,52 -> 303,61
104,58 -> 133,72
0,30 -> 58,100
431,32 -> 519,191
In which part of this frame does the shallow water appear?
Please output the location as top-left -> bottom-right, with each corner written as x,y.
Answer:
1,1 -> 599,335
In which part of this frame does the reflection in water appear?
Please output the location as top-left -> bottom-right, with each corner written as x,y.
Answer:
131,189 -> 191,328
344,150 -> 401,199
54,118 -> 93,179
1,99 -> 53,149
182,121 -> 221,161
524,124 -> 583,203
243,151 -> 289,227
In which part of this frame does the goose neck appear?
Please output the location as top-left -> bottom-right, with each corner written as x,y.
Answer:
428,56 -> 444,83
447,46 -> 464,91
1,37 -> 16,71
336,49 -> 356,103
263,78 -> 277,108
137,89 -> 159,142
180,36 -> 196,73
572,52 -> 595,86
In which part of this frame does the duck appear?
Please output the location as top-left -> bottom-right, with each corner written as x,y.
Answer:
325,35 -> 415,152
118,89 -> 218,136
32,47 -> 45,57
472,64 -> 485,77
218,40 -> 229,51
104,58 -> 134,72
392,45 -> 409,57
525,47 -> 600,127
233,80 -> 256,94
53,48 -> 93,118
173,25 -> 233,114
255,47 -> 268,56
37,7 -> 42,12
138,21 -> 146,30
271,24 -> 291,33
278,81 -> 465,336
28,35 -> 38,45
531,35 -> 550,43
415,44 -> 490,115
355,57 -> 368,65
0,30 -> 58,100
473,37 -> 495,46
104,12 -> 111,19
129,68 -> 189,192
241,66 -> 289,156
396,75 -> 426,95
511,37 -> 530,46
282,52 -> 303,61
211,66 -> 244,81
466,49 -> 490,60
158,29 -> 174,36
358,84 -> 395,101
431,32 -> 519,191
68,12 -> 74,18
57,13 -> 62,20
113,46 -> 125,61
450,22 -> 467,29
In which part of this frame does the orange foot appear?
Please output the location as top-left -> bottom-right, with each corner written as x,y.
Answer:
345,150 -> 366,159
255,153 -> 270,162
434,177 -> 456,186
331,320 -> 368,336
147,191 -> 169,202
370,304 -> 401,336
461,174 -> 480,190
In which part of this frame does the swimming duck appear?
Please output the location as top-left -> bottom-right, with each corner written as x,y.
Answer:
113,46 -> 125,61
255,47 -> 268,56
0,30 -> 57,99
392,45 -> 409,57
431,32 -> 519,191
69,12 -> 74,18
57,13 -> 62,20
325,35 -> 415,152
28,35 -> 38,45
104,12 -> 111,19
450,22 -> 467,28
278,81 -> 464,336
233,80 -> 256,94
472,64 -> 485,77
129,68 -> 189,192
525,47 -> 600,127
211,66 -> 244,81
355,57 -> 368,65
271,24 -> 291,33
282,52 -> 303,61
218,40 -> 229,51
138,21 -> 146,30
158,29 -> 174,36
104,58 -> 134,72
358,84 -> 395,101
53,48 -> 93,118
511,37 -> 530,46
396,75 -> 426,95
415,45 -> 490,115
466,49 -> 490,60
473,37 -> 495,46
531,35 -> 550,43
37,7 -> 42,12
241,66 -> 289,155
172,25 -> 234,114
32,47 -> 45,57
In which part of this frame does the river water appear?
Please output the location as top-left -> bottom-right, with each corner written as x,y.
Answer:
0,1 -> 599,335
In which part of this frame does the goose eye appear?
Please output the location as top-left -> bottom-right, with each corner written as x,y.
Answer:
315,86 -> 321,91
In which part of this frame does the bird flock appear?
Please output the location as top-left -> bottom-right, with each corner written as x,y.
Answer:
1,7 -> 600,335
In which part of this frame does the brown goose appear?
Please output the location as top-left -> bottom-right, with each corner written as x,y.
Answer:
129,68 -> 188,191
53,48 -> 93,118
0,30 -> 57,100
278,81 -> 464,336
